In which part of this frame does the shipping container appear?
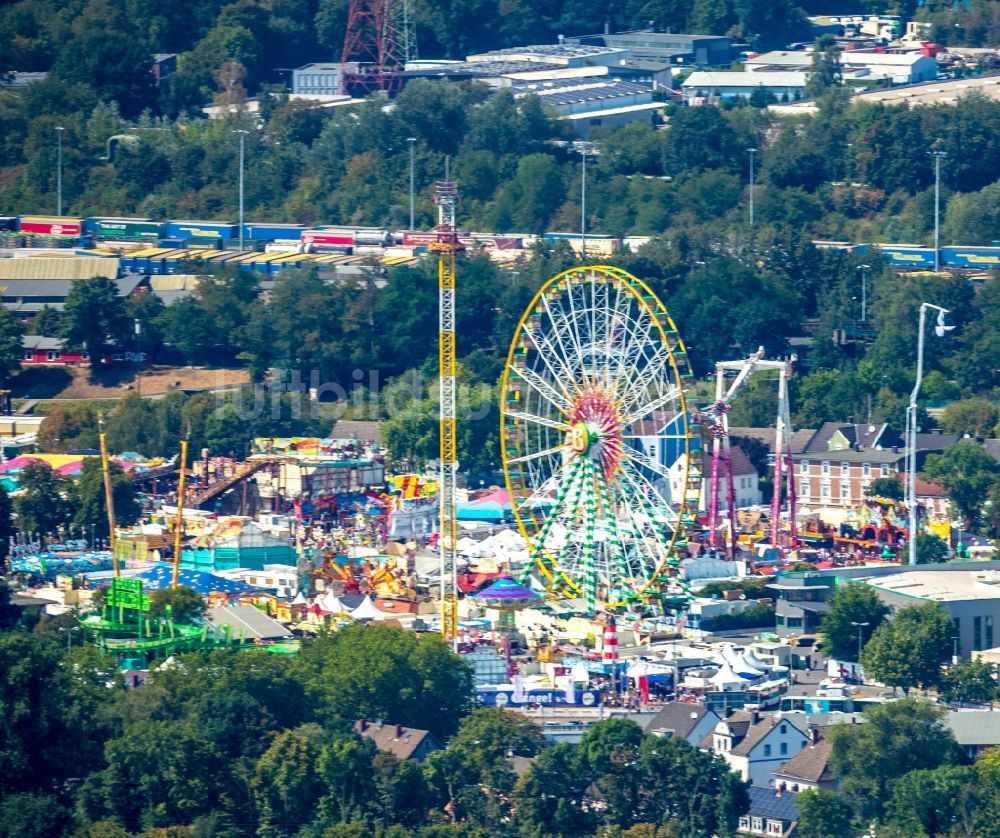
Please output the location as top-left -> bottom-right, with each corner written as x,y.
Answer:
123,247 -> 172,274
301,229 -> 354,250
244,222 -> 307,241
164,220 -> 238,241
470,234 -> 524,250
876,244 -> 936,269
318,225 -> 392,247
940,246 -> 1000,269
0,217 -> 16,232
401,232 -> 440,247
17,216 -> 84,237
84,217 -> 162,240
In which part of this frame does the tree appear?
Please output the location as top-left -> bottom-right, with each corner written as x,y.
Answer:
828,697 -> 958,821
0,793 -> 73,838
60,276 -> 129,369
861,602 -> 955,694
865,476 -> 904,501
941,659 -> 998,706
805,35 -> 843,99
898,532 -> 951,564
884,765 -> 977,838
71,458 -> 141,541
513,743 -> 596,837
922,441 -> 1000,530
795,789 -> 855,838
252,724 -> 327,836
148,585 -> 205,624
14,462 -> 75,539
290,624 -> 473,741
820,582 -> 890,662
939,397 -> 1000,437
0,306 -> 25,385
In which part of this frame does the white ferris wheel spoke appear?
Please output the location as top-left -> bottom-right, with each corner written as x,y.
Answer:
620,385 -> 682,428
506,444 -> 566,466
512,364 -> 573,413
505,410 -> 571,433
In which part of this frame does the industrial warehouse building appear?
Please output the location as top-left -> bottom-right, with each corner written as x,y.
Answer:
682,71 -> 808,104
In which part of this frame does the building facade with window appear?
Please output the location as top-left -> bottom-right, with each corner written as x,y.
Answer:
792,422 -> 958,513
702,710 -> 810,787
865,569 -> 1000,659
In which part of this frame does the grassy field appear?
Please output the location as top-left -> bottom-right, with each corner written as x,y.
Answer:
9,365 -> 249,401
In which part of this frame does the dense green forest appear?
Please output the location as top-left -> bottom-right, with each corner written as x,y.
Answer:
0,619 -> 754,838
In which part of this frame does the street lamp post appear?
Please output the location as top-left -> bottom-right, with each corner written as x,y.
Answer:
55,126 -> 65,216
748,147 -> 756,229
407,137 -> 416,231
134,319 -> 142,397
851,621 -> 870,669
858,264 -> 870,323
907,302 -> 950,565
930,150 -> 947,273
952,635 -> 960,665
233,129 -> 250,252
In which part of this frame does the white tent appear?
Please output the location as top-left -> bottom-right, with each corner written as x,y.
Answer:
709,661 -> 749,690
742,649 -> 771,672
350,595 -> 382,620
625,661 -> 675,679
318,591 -> 347,614
291,591 -> 308,606
734,654 -> 764,679
712,643 -> 744,668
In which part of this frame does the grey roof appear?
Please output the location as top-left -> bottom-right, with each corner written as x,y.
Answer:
530,80 -> 652,106
151,289 -> 193,305
0,275 -> 144,300
23,335 -> 63,351
985,440 -> 1000,463
944,710 -> 1000,746
205,604 -> 292,640
747,786 -> 800,822
802,422 -> 896,454
647,701 -> 716,739
728,427 -> 815,456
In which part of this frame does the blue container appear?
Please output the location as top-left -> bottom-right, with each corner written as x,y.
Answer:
877,244 -> 936,269
243,223 -> 306,241
941,246 -> 1000,270
164,220 -> 238,241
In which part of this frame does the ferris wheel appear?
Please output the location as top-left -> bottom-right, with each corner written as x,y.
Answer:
501,266 -> 701,614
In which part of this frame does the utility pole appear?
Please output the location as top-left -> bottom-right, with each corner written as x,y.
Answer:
858,264 -> 870,323
55,126 -> 65,216
407,137 -> 416,230
134,319 -> 142,398
930,149 -> 947,273
851,620 -> 869,666
234,129 -> 250,251
748,147 -> 756,229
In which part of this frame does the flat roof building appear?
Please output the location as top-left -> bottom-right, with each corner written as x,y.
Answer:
682,71 -> 808,104
567,31 -> 734,66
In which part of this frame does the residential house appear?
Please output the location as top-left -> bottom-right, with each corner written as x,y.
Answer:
771,728 -> 836,792
353,720 -> 442,761
667,448 -> 761,512
647,701 -> 721,747
793,422 -> 957,511
702,709 -> 809,787
943,711 -> 1000,760
738,787 -> 800,838
22,336 -> 89,365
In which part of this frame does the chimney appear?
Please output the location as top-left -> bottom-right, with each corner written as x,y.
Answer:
750,710 -> 760,725
355,720 -> 368,733
810,727 -> 819,744
395,724 -> 403,737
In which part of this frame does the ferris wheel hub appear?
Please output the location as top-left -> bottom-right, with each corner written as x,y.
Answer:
567,389 -> 623,477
